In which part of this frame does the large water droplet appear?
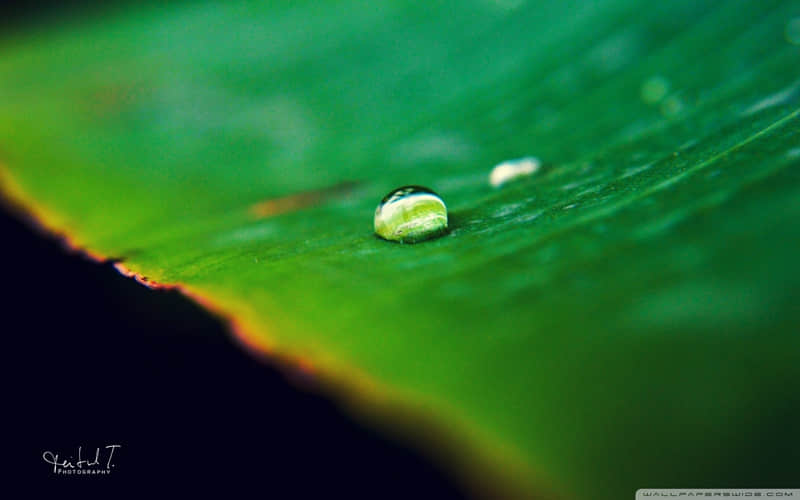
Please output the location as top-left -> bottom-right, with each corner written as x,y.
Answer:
374,186 -> 448,243
489,157 -> 540,187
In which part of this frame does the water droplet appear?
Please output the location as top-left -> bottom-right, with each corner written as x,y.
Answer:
374,186 -> 448,243
489,156 -> 541,187
786,17 -> 800,45
641,76 -> 669,104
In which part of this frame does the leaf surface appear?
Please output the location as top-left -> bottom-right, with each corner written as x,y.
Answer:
2,1 -> 800,497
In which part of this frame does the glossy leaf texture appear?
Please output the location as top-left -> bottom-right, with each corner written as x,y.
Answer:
2,1 -> 800,497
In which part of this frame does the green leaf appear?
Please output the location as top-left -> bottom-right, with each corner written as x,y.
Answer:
2,0 -> 799,497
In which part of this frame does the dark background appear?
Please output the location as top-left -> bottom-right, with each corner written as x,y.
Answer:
1,3 -> 466,497
1,188 -> 467,499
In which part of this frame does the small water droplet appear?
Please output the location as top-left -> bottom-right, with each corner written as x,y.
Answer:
489,157 -> 541,187
786,17 -> 800,45
374,186 -> 448,243
641,76 -> 670,104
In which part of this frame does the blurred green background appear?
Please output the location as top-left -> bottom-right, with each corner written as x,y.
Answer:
1,1 -> 799,498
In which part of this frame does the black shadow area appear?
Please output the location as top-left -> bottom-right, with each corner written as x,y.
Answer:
0,207 -> 467,499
